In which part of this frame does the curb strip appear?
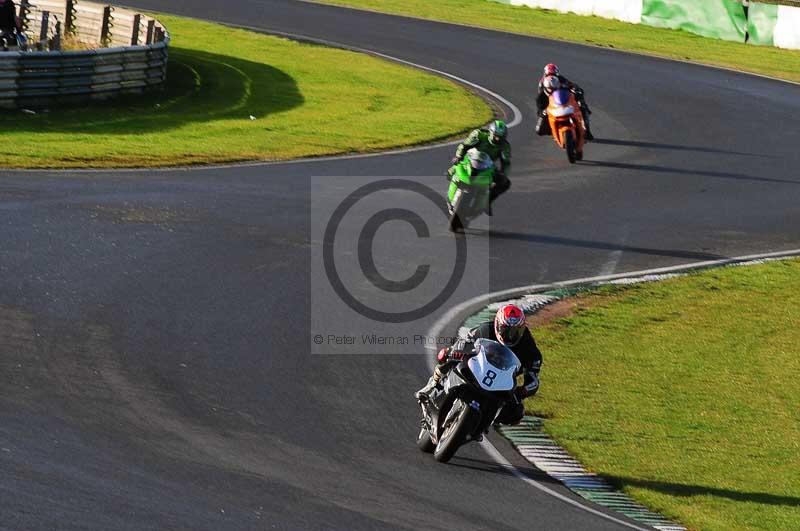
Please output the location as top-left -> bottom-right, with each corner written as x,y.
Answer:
458,255 -> 800,531
498,419 -> 685,531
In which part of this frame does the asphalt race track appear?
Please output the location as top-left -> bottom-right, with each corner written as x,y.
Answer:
2,1 -> 800,529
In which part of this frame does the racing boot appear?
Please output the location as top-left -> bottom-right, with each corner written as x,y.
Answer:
415,374 -> 439,401
581,107 -> 594,141
415,364 -> 447,400
486,174 -> 509,216
485,191 -> 497,217
535,111 -> 549,136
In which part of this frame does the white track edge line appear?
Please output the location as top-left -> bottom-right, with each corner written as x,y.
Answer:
425,247 -> 800,357
225,25 -> 522,128
300,0 -> 800,88
479,439 -> 652,531
11,16 -> 523,175
424,247 -> 800,530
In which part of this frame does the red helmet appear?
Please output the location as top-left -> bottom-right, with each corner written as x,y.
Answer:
543,63 -> 560,77
494,304 -> 526,347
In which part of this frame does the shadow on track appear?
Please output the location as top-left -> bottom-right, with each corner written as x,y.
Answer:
448,455 -> 559,484
592,138 -> 770,158
604,475 -> 800,508
474,230 -> 725,261
580,160 -> 798,186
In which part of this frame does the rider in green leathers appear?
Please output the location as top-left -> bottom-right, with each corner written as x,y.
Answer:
451,120 -> 511,215
446,149 -> 495,221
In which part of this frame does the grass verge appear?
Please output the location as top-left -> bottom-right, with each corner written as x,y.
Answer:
526,258 -> 800,531
313,0 -> 800,83
0,14 -> 491,169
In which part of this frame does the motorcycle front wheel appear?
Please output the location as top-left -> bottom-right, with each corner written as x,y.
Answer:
565,130 -> 577,164
434,400 -> 479,463
416,425 -> 435,453
448,195 -> 465,232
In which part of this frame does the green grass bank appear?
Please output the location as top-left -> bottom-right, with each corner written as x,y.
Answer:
314,0 -> 800,83
0,15 -> 491,169
527,258 -> 800,530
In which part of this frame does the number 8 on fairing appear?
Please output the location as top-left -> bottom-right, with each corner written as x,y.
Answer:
482,369 -> 497,387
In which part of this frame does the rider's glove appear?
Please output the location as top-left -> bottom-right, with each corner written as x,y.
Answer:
449,349 -> 466,361
451,156 -> 460,166
437,347 -> 466,364
516,373 -> 540,399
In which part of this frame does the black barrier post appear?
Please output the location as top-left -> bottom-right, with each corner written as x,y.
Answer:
65,0 -> 76,34
100,6 -> 112,46
145,19 -> 154,44
39,11 -> 49,51
742,0 -> 750,43
131,14 -> 141,45
52,20 -> 61,51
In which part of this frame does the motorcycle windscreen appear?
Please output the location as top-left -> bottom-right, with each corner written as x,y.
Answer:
552,88 -> 571,106
471,157 -> 494,172
468,339 -> 520,392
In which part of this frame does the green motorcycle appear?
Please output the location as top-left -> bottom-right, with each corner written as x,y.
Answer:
446,148 -> 495,232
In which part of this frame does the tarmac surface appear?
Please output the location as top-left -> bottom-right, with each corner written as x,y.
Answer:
2,1 -> 799,529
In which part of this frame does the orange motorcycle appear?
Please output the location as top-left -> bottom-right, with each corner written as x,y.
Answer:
546,87 -> 585,163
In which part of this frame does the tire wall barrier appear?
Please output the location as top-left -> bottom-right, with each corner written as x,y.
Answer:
0,1 -> 169,109
490,0 -> 800,49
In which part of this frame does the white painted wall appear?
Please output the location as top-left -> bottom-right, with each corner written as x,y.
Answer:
593,0 -> 643,24
773,5 -> 800,49
507,0 -> 642,24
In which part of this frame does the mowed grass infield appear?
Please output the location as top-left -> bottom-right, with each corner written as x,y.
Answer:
315,0 -> 800,83
527,258 -> 800,531
0,15 -> 491,168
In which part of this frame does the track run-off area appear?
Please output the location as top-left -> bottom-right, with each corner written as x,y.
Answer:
2,1 -> 800,529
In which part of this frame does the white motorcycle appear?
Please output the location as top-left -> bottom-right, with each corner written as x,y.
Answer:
416,339 -> 521,463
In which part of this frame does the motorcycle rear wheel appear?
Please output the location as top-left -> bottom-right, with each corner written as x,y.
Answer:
434,401 -> 479,463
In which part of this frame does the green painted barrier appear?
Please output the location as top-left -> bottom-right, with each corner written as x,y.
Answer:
747,2 -> 780,45
642,0 -> 747,42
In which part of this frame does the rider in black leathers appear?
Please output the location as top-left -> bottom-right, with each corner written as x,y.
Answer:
416,304 -> 542,426
535,63 -> 594,141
